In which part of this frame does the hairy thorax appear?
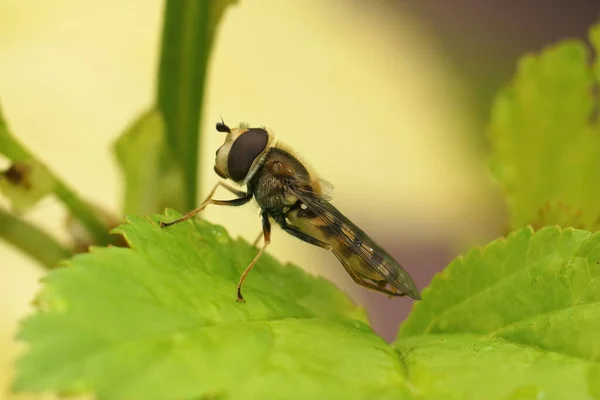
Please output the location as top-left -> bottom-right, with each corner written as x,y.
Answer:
250,147 -> 312,212
251,171 -> 294,210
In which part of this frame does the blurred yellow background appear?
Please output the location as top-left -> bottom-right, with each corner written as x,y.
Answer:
0,1 -> 509,398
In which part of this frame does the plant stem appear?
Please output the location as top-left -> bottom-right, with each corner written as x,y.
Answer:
0,208 -> 72,269
0,106 -> 114,246
156,0 -> 236,211
53,181 -> 114,245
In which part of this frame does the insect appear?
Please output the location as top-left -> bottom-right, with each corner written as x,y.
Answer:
160,121 -> 421,303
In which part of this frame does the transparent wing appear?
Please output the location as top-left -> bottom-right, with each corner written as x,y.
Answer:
289,184 -> 420,299
317,178 -> 334,197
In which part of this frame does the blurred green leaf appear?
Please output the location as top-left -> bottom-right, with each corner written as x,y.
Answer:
157,0 -> 236,211
488,21 -> 600,231
113,109 -> 185,215
397,226 -> 600,400
14,211 -> 421,400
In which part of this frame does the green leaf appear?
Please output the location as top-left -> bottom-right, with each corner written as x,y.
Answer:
14,210 -> 420,400
113,109 -> 186,215
488,20 -> 600,231
156,0 -> 237,210
397,226 -> 600,400
396,334 -> 598,400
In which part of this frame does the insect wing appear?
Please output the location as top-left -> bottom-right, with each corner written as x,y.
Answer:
289,185 -> 420,299
317,178 -> 334,197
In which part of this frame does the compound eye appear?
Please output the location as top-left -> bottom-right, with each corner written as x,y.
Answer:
227,128 -> 268,181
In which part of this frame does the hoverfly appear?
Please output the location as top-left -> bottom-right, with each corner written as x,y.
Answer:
160,121 -> 421,303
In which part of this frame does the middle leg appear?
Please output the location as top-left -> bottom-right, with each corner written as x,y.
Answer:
237,212 -> 271,302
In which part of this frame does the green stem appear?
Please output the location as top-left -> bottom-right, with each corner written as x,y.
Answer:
156,0 -> 236,211
0,106 -> 114,246
0,208 -> 72,269
54,181 -> 114,245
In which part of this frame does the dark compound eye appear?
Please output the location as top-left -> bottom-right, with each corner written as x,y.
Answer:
227,128 -> 268,181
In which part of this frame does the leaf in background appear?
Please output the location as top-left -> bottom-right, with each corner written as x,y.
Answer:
0,108 -> 56,213
14,210 -> 418,400
489,21 -> 600,231
113,109 -> 186,215
527,200 -> 599,233
397,226 -> 600,400
157,0 -> 237,210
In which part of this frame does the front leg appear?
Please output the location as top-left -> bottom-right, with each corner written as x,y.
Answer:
160,181 -> 252,228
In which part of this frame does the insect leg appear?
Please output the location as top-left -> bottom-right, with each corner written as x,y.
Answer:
160,181 -> 252,228
237,212 -> 271,303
